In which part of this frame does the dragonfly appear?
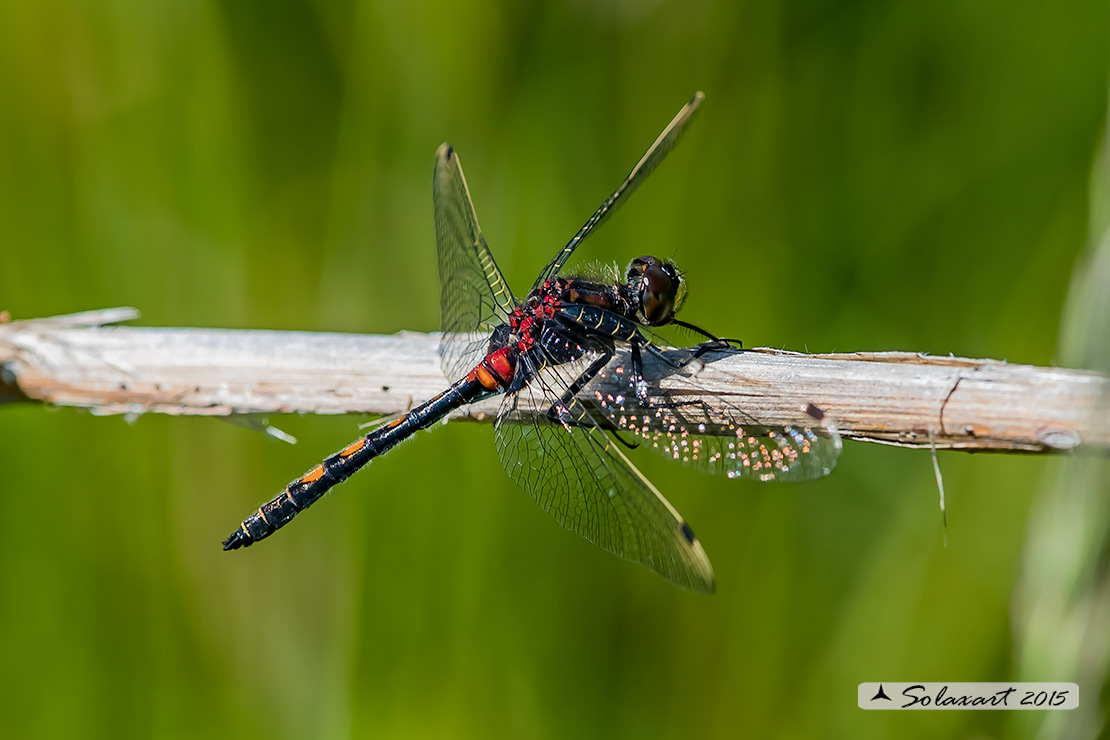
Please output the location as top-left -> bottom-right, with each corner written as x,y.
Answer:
223,92 -> 841,592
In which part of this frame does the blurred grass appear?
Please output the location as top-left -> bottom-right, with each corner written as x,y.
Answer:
0,1 -> 1107,739
1008,86 -> 1110,740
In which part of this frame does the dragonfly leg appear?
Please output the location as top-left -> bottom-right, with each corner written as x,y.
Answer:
640,337 -> 721,373
545,349 -> 611,424
630,340 -> 704,411
629,340 -> 652,407
690,339 -> 740,360
671,318 -> 743,351
630,338 -> 720,415
631,337 -> 707,403
543,348 -> 642,451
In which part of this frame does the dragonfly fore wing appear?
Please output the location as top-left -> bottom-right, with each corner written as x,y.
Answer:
494,353 -> 715,593
434,143 -> 517,381
532,92 -> 705,290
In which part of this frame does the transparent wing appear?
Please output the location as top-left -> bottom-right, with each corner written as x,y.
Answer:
433,143 -> 517,380
590,345 -> 842,482
495,350 -> 714,593
532,92 -> 704,290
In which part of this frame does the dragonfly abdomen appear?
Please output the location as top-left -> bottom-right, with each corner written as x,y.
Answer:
223,361 -> 507,550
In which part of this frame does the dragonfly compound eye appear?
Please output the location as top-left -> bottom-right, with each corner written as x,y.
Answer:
662,260 -> 687,314
628,255 -> 678,325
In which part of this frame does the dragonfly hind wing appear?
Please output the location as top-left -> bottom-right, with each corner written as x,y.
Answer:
494,354 -> 715,593
434,143 -> 517,381
590,344 -> 843,483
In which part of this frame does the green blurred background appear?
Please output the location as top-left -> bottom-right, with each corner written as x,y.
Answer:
1,2 -> 1108,738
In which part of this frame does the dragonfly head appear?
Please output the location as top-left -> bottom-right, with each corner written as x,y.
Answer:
626,255 -> 687,326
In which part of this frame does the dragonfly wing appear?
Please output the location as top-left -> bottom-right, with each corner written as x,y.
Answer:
433,143 -> 517,381
532,92 -> 704,290
495,351 -> 715,593
590,345 -> 843,482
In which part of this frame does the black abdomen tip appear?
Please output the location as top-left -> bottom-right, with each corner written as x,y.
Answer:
222,530 -> 251,551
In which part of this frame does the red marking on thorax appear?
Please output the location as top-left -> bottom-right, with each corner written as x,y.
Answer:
509,306 -> 525,330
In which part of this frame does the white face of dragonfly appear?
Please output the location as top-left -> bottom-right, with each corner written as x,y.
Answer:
626,255 -> 687,326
